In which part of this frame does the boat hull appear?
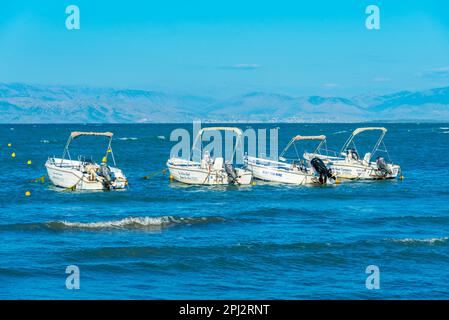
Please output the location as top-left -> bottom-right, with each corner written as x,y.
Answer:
245,157 -> 330,185
167,160 -> 252,185
304,153 -> 400,180
45,159 -> 127,190
329,162 -> 400,180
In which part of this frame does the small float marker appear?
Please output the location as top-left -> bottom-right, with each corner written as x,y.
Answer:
169,174 -> 174,181
25,191 -> 31,197
7,143 -> 12,147
11,152 -> 16,158
27,160 -> 32,165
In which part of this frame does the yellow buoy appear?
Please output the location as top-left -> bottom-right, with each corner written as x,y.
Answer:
11,152 -> 16,158
102,156 -> 107,163
169,174 -> 174,181
335,179 -> 341,185
7,143 -> 12,147
27,160 -> 32,165
251,181 -> 257,186
400,175 -> 405,180
25,191 -> 31,197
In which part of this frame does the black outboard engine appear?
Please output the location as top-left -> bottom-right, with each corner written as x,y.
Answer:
376,157 -> 392,176
99,163 -> 113,190
310,157 -> 334,185
225,162 -> 239,184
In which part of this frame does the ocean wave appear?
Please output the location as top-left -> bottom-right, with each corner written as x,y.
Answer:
0,267 -> 31,276
118,137 -> 138,141
157,135 -> 165,140
73,241 -> 345,260
0,216 -> 226,232
389,237 -> 449,245
70,240 -> 382,261
332,130 -> 347,135
439,127 -> 449,130
40,139 -> 50,143
238,207 -> 335,218
367,215 -> 449,224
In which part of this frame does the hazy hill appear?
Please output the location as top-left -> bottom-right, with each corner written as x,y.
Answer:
0,83 -> 448,123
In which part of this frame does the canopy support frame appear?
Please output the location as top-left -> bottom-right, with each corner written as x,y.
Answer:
60,132 -> 117,167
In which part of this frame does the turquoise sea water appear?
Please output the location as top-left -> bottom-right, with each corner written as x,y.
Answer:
1,123 -> 449,299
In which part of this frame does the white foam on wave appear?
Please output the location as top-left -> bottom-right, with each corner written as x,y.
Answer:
439,127 -> 449,130
40,139 -> 50,143
118,137 -> 138,141
390,237 -> 449,244
157,135 -> 165,140
332,130 -> 347,135
50,216 -> 224,230
59,216 -> 176,229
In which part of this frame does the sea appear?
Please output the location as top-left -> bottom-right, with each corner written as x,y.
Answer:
1,123 -> 448,299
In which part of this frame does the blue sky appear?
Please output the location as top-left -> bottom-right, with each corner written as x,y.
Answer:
1,0 -> 449,97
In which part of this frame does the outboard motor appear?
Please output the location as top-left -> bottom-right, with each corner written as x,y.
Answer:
99,163 -> 113,190
376,157 -> 392,176
310,157 -> 334,184
225,162 -> 239,184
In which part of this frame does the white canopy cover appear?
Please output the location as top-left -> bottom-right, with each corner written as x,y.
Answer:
70,132 -> 114,139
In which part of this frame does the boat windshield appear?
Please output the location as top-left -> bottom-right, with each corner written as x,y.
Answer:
61,132 -> 116,166
190,127 -> 243,164
340,128 -> 390,163
279,135 -> 331,163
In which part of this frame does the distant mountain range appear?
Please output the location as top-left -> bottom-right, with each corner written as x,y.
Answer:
1,83 -> 448,123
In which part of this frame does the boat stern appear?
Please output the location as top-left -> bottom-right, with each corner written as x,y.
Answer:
110,167 -> 128,189
236,168 -> 253,185
388,164 -> 401,179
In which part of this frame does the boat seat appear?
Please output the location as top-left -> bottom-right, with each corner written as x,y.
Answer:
363,153 -> 371,165
213,157 -> 224,170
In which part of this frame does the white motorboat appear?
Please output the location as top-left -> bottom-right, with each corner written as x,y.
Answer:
45,131 -> 128,190
167,127 -> 253,185
304,127 -> 400,180
245,135 -> 337,185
